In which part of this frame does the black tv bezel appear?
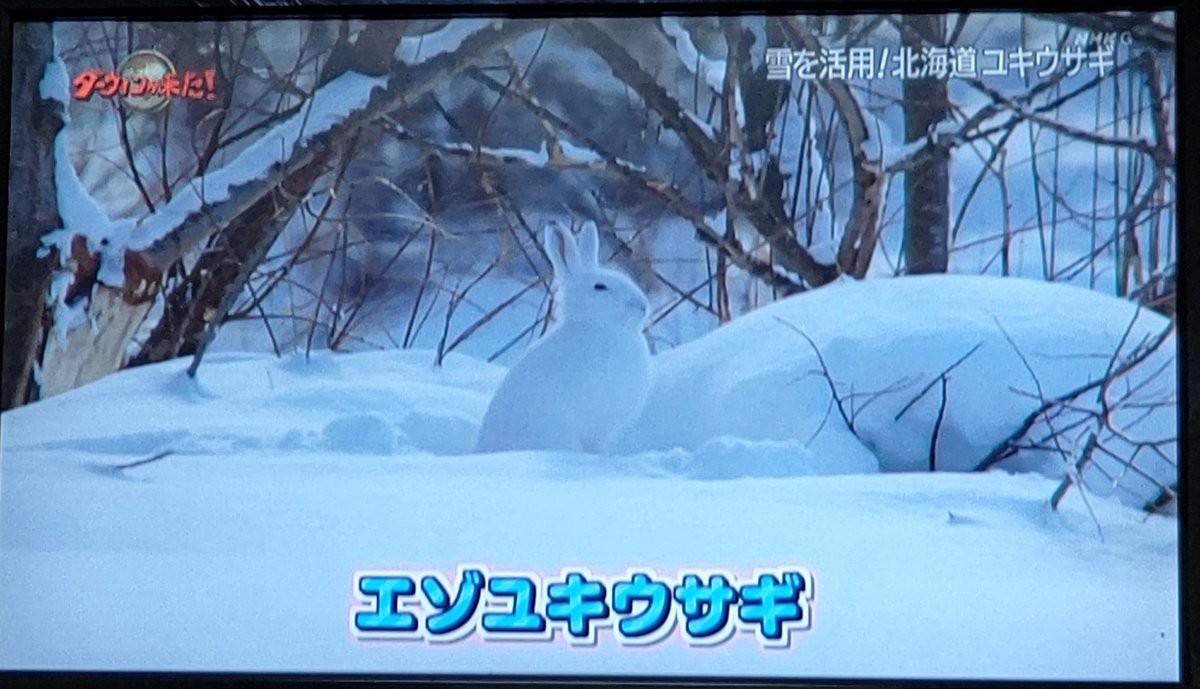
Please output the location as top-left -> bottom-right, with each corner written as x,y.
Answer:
0,1 -> 1193,688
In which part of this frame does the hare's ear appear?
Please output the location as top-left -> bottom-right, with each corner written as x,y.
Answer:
578,221 -> 601,267
543,221 -> 581,277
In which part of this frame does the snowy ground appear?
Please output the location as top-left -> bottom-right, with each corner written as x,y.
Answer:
0,275 -> 1179,681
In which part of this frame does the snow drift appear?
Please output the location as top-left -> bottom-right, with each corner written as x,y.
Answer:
622,274 -> 1177,510
0,274 -> 1179,681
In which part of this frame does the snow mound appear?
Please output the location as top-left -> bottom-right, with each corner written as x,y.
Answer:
619,275 -> 1177,510
321,414 -> 405,455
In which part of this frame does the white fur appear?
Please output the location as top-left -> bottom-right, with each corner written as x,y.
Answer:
474,221 -> 652,453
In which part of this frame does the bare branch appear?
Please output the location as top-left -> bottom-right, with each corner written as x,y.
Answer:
128,19 -> 546,275
779,17 -> 883,279
774,316 -> 855,434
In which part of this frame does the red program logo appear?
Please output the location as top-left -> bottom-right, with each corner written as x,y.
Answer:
72,49 -> 217,112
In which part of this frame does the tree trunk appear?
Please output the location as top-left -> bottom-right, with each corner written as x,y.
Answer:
3,23 -> 61,410
901,15 -> 950,275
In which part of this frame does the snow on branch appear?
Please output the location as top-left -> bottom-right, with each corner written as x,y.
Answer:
396,18 -> 498,65
123,19 -> 545,281
37,34 -> 135,287
878,53 -> 1143,180
567,20 -> 723,178
779,17 -> 882,279
128,71 -> 388,258
568,19 -> 837,289
964,74 -> 1172,169
659,17 -> 726,95
467,64 -> 804,293
35,25 -> 140,351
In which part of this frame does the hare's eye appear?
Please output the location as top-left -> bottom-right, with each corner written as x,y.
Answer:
593,282 -> 609,291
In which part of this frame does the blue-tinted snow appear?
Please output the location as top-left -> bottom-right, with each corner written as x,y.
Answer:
0,279 -> 1178,679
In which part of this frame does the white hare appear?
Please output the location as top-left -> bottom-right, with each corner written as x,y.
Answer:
474,221 -> 651,454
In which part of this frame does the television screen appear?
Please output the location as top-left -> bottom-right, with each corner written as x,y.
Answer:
0,7 -> 1183,684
